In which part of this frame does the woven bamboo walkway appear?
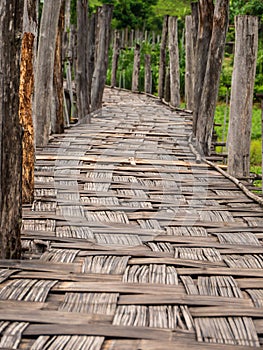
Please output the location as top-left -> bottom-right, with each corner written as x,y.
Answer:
0,88 -> 263,349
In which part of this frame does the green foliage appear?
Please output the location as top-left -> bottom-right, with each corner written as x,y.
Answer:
214,104 -> 262,143
106,40 -> 161,93
250,139 -> 262,166
230,0 -> 263,22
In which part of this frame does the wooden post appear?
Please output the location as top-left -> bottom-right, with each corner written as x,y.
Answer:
195,0 -> 230,155
191,2 -> 199,56
76,0 -> 90,120
168,16 -> 180,107
185,15 -> 194,111
20,0 -> 38,204
164,67 -> 171,103
158,15 -> 169,99
52,0 -> 65,133
132,43 -> 141,92
91,4 -> 113,111
227,16 -> 258,178
88,12 -> 97,102
111,30 -> 121,88
19,33 -> 35,205
192,0 -> 214,135
0,0 -> 24,259
144,54 -> 152,94
34,0 -> 62,147
257,94 -> 263,193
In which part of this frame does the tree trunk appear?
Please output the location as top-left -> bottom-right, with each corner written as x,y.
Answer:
185,16 -> 195,111
52,0 -> 65,133
168,16 -> 180,107
132,43 -> 141,92
227,16 -> 258,178
111,30 -> 121,88
158,15 -> 169,99
91,4 -> 113,111
0,0 -> 24,259
144,54 -> 152,94
76,0 -> 90,120
196,0 -> 230,155
192,0 -> 214,135
34,0 -> 62,147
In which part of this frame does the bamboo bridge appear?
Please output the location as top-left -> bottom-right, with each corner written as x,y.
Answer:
0,88 -> 263,349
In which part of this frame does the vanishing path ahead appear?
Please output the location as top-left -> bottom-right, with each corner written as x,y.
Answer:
0,89 -> 263,349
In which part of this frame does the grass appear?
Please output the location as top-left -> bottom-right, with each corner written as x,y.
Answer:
214,103 -> 262,190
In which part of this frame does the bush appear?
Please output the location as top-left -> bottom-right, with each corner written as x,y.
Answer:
250,139 -> 262,166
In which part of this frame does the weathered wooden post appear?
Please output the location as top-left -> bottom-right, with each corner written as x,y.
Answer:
34,0 -> 62,147
164,67 -> 171,103
158,15 -> 169,99
0,0 -> 24,258
191,2 -> 199,55
111,30 -> 121,88
52,0 -> 65,132
195,0 -> 229,155
76,0 -> 90,121
19,33 -> 35,205
132,43 -> 141,92
88,12 -> 97,101
144,54 -> 152,94
185,15 -> 195,110
258,93 -> 263,193
168,16 -> 180,108
91,4 -> 113,111
227,16 -> 258,178
192,0 -> 214,135
20,0 -> 38,204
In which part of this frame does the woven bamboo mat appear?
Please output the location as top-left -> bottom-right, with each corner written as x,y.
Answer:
0,88 -> 262,349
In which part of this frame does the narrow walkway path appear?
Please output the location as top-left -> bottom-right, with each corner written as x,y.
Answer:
0,88 -> 263,349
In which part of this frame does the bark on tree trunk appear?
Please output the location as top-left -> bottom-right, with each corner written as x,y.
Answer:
132,43 -> 141,92
185,15 -> 195,111
168,16 -> 180,107
52,0 -> 65,133
0,0 -> 24,259
34,0 -> 62,147
144,54 -> 152,94
227,16 -> 258,178
158,15 -> 169,99
192,0 -> 214,135
196,0 -> 230,155
111,30 -> 121,88
91,4 -> 113,111
19,33 -> 35,204
76,0 -> 90,120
